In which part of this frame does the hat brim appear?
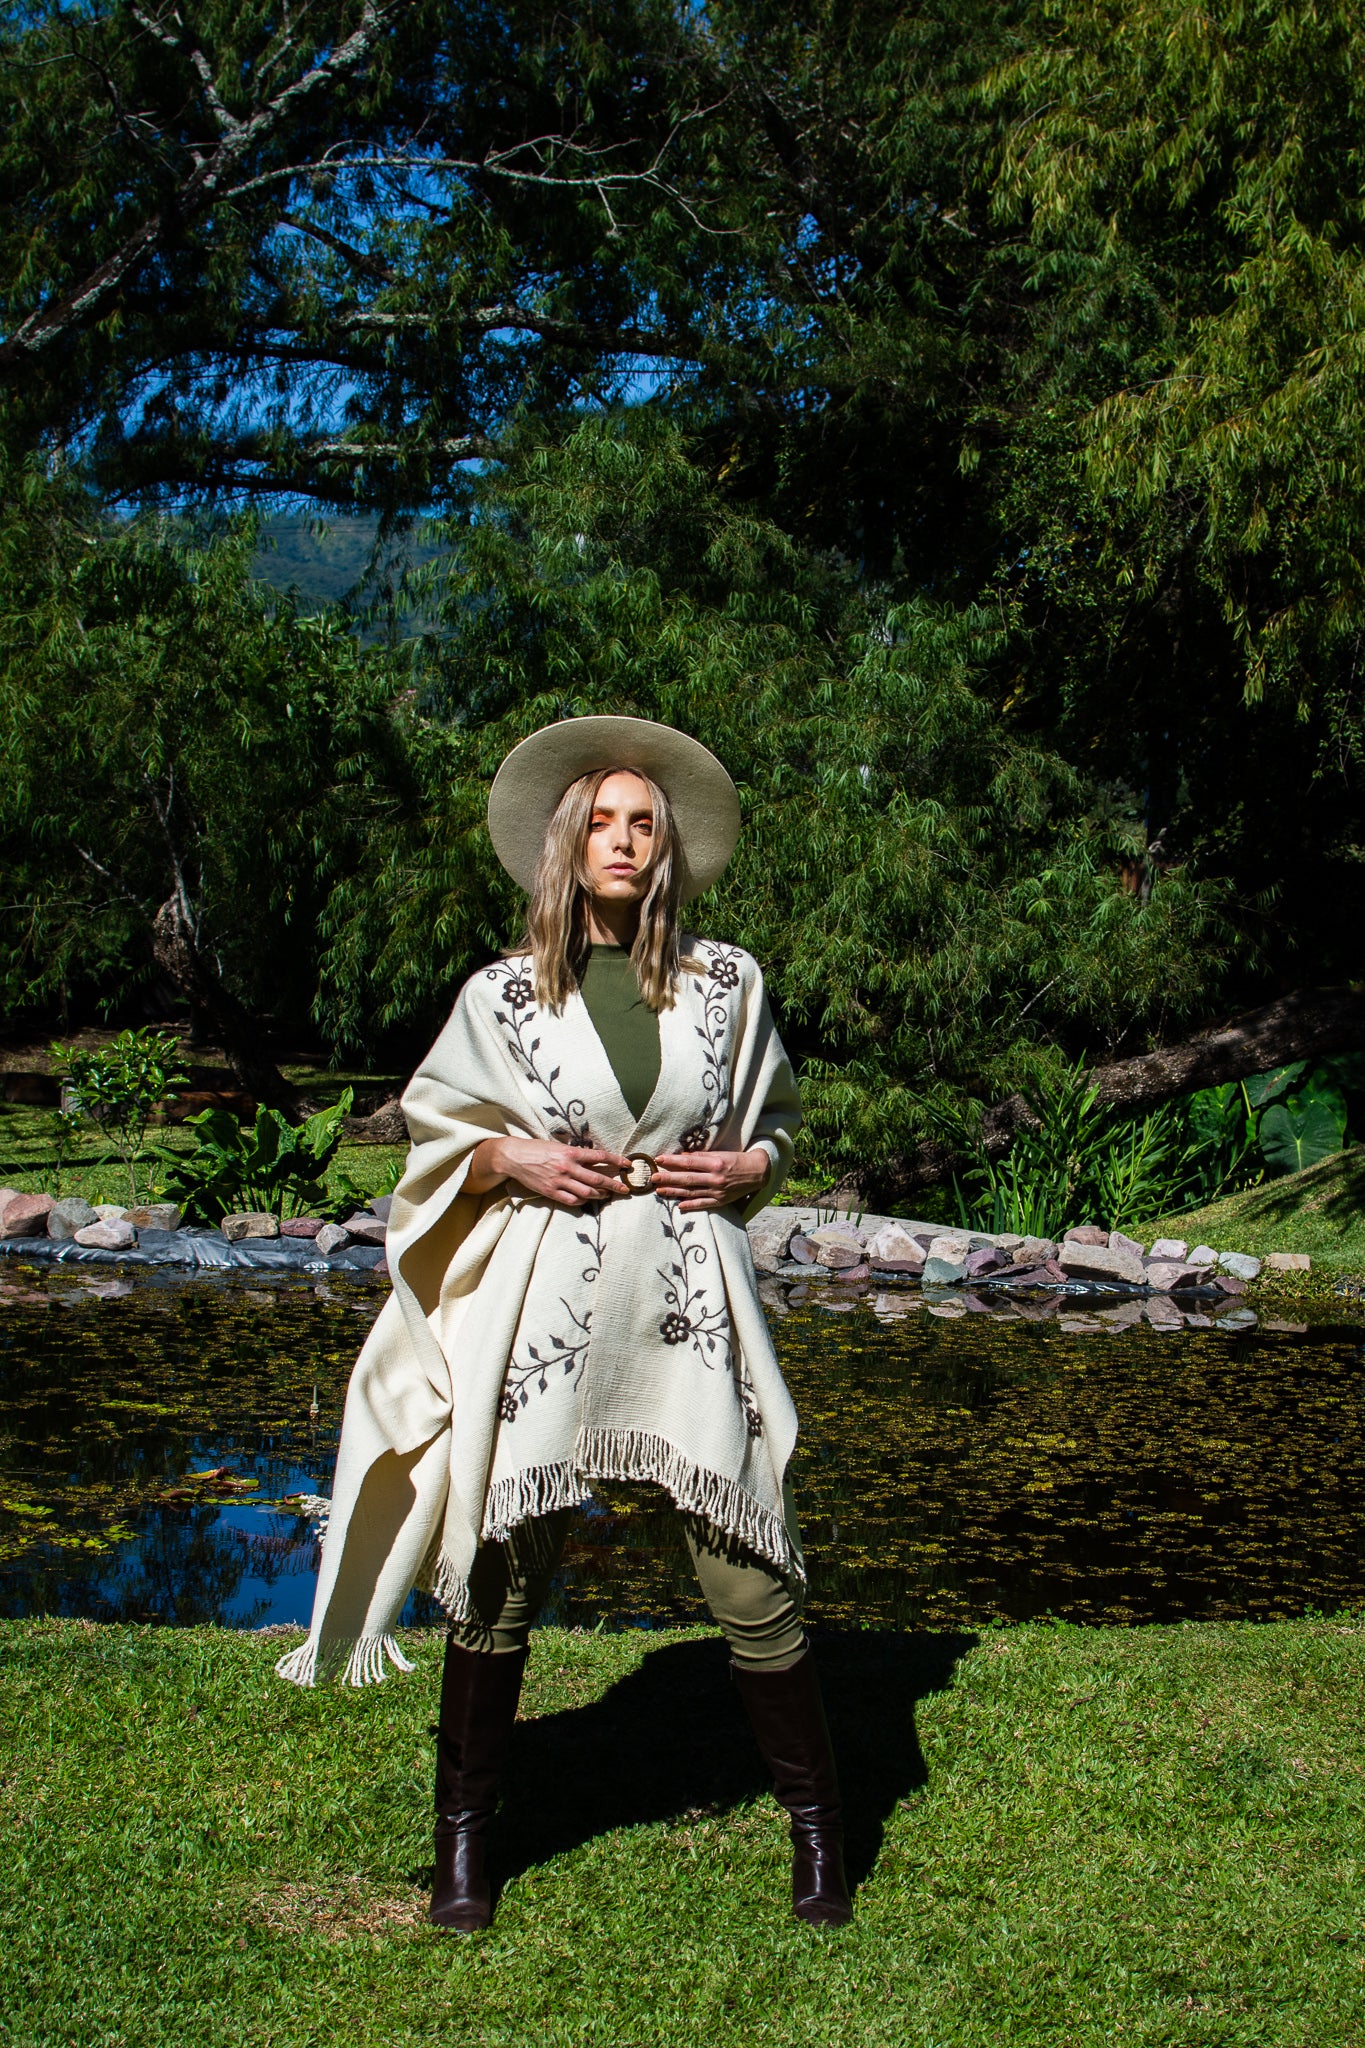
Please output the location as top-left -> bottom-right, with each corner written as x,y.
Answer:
487,716 -> 740,901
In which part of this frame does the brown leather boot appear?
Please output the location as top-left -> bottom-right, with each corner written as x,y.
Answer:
430,1639 -> 528,1932
731,1645 -> 853,1927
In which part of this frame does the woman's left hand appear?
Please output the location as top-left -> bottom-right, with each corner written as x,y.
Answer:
650,1146 -> 770,1212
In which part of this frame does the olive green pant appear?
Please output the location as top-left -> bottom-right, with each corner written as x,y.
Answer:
449,1501 -> 807,1670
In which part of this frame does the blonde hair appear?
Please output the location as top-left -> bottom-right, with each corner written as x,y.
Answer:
523,767 -> 685,1012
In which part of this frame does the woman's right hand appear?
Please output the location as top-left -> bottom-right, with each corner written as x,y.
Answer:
467,1135 -> 632,1208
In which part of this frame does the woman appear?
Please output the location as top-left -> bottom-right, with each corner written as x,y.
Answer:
278,715 -> 851,1932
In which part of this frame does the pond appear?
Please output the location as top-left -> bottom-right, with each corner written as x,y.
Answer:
1,1268 -> 1363,1634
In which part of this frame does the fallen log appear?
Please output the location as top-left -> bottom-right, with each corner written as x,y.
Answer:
874,984 -> 1365,1200
343,1096 -> 410,1145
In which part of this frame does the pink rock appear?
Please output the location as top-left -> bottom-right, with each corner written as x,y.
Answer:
964,1245 -> 1007,1278
830,1261 -> 871,1283
1,1192 -> 55,1237
788,1235 -> 818,1265
281,1217 -> 326,1239
1212,1274 -> 1246,1297
815,1238 -> 866,1270
1108,1231 -> 1145,1258
73,1219 -> 137,1250
1148,1237 -> 1188,1261
1145,1260 -> 1196,1291
1062,1224 -> 1109,1246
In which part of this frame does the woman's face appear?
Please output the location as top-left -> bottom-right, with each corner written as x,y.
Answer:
583,770 -> 655,906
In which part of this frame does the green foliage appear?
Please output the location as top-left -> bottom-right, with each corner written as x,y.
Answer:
953,1060 -> 1196,1235
2,1 -> 1363,1185
163,1092 -> 353,1224
49,1027 -> 185,1204
0,463 -> 420,1068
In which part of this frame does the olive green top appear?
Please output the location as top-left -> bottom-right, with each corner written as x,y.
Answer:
578,944 -> 661,1124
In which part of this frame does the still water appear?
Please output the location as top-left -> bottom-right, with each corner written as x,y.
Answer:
1,1269 -> 1362,1632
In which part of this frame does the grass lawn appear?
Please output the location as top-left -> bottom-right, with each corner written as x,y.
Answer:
2,1617 -> 1362,2047
1151,1145 -> 1365,1277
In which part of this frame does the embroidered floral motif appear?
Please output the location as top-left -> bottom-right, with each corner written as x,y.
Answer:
499,1206 -> 605,1423
656,1201 -> 763,1438
484,959 -> 592,1143
686,945 -> 743,1146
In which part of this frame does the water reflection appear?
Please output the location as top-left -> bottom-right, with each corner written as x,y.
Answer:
0,1269 -> 1362,1631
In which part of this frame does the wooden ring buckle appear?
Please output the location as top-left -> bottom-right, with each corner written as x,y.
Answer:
622,1153 -> 657,1193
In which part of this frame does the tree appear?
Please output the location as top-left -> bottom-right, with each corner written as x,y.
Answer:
0,463 -> 411,1108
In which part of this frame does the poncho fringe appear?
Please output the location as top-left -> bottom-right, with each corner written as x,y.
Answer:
477,1426 -> 800,1583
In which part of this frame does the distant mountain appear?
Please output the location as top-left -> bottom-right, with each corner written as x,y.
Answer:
252,514 -> 446,625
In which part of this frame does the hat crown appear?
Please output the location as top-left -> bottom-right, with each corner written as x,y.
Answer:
487,716 -> 741,901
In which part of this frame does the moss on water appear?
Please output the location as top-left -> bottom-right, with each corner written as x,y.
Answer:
2,1275 -> 1362,1631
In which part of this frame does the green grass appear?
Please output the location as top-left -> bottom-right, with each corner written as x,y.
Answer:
0,1095 -> 406,1216
3,1618 -> 1363,2046
1151,1145 -> 1365,1276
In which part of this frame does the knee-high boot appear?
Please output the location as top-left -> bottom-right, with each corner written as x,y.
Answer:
430,1639 -> 528,1932
731,1646 -> 853,1927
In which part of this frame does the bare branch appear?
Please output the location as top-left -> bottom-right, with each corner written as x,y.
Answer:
0,0 -> 399,372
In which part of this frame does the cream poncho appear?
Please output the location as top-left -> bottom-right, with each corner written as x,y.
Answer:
277,941 -> 802,1687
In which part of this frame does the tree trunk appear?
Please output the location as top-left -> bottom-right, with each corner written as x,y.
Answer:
342,1096 -> 410,1145
151,895 -> 306,1118
870,985 -> 1365,1200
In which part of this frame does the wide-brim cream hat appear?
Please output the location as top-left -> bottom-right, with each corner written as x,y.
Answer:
487,715 -> 741,901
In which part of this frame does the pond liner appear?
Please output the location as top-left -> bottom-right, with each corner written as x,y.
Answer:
0,1229 -> 386,1276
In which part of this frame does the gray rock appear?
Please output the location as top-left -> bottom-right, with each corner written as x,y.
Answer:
815,1238 -> 867,1270
964,1244 -> 1007,1278
1218,1306 -> 1258,1328
125,1202 -> 182,1233
865,1222 -> 926,1268
926,1233 -> 972,1266
1148,1237 -> 1188,1261
1062,1224 -> 1109,1246
1018,1235 -> 1058,1261
1057,1241 -> 1146,1286
368,1195 -> 394,1222
922,1253 -> 967,1285
314,1222 -> 352,1256
222,1212 -> 280,1243
1108,1231 -> 1145,1259
1187,1244 -> 1218,1267
1219,1251 -> 1261,1281
94,1204 -> 129,1221
73,1218 -> 137,1250
46,1197 -> 99,1239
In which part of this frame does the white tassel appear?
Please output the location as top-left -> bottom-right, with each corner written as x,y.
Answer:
274,1636 -> 319,1687
481,1461 -> 592,1543
274,1632 -> 415,1689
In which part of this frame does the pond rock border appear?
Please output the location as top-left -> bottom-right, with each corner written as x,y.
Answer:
0,1187 -> 1311,1300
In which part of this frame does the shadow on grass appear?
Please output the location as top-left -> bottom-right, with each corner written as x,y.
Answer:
493,1628 -> 976,1898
